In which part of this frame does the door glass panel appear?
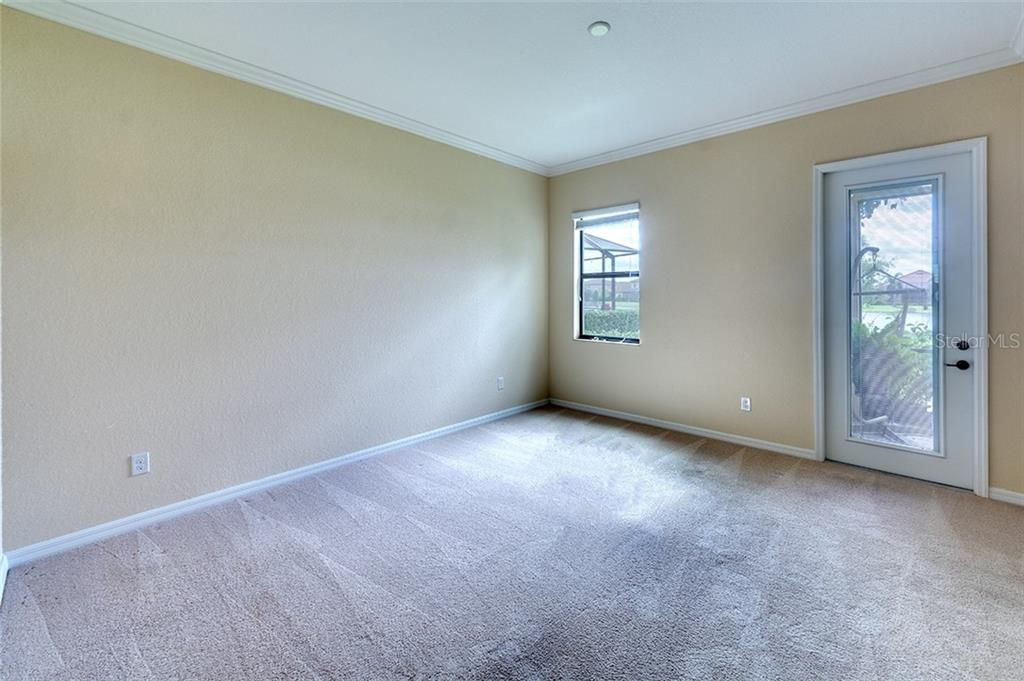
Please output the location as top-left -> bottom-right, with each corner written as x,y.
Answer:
848,181 -> 939,453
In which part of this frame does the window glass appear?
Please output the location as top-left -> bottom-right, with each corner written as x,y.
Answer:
575,206 -> 640,343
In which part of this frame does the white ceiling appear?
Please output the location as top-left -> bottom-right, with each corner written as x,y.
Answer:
13,1 -> 1024,175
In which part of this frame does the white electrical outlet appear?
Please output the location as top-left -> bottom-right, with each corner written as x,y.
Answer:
131,451 -> 150,476
740,396 -> 752,412
497,376 -> 505,391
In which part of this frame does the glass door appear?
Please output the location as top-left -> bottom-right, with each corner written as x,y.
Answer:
822,142 -> 982,490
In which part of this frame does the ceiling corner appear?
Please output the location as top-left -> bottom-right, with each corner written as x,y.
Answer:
547,46 -> 1024,177
1012,13 -> 1024,58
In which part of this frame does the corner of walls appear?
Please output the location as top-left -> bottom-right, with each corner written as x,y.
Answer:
543,173 -> 554,397
1013,14 -> 1024,60
0,2 -> 7,603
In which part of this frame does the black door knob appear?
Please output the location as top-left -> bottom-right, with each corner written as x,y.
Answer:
945,360 -> 971,371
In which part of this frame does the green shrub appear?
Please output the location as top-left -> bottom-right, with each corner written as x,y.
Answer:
851,319 -> 932,419
583,309 -> 639,338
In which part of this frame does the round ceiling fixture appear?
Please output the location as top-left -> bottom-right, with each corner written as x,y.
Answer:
588,21 -> 611,37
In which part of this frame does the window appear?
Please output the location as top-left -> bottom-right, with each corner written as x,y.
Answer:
574,203 -> 640,343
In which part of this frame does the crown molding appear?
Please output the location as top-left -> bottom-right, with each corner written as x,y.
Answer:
2,0 -> 549,176
547,47 -> 1023,176
6,1 -> 1023,179
1013,14 -> 1024,59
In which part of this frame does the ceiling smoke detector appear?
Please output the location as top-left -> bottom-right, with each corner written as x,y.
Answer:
588,21 -> 611,37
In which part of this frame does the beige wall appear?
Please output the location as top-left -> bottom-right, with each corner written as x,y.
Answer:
549,64 -> 1024,494
1,10 -> 548,549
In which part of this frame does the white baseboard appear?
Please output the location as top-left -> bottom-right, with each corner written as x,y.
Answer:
549,398 -> 819,461
989,487 -> 1024,507
0,554 -> 8,605
3,400 -> 549,569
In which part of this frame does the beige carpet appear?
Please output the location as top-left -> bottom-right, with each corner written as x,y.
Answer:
1,406 -> 1022,680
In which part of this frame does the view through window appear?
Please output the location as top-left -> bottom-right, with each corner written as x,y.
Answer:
575,204 -> 640,343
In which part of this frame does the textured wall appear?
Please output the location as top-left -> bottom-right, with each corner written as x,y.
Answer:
1,10 -> 548,549
549,64 -> 1024,494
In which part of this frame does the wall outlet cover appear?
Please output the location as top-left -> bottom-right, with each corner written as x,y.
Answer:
131,452 -> 150,476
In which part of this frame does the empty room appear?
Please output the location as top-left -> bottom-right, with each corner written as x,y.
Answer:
1,1 -> 1022,679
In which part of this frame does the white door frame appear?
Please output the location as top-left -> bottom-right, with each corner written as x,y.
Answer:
811,137 -> 989,497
